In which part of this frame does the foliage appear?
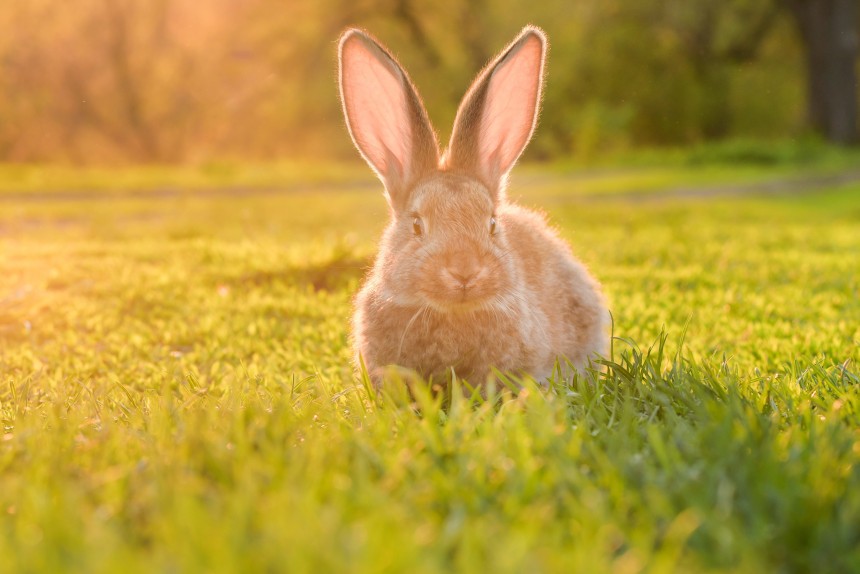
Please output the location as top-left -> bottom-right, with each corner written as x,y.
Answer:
1,164 -> 859,571
0,0 -> 844,163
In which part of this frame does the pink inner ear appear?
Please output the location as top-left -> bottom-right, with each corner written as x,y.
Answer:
341,36 -> 412,181
478,34 -> 544,181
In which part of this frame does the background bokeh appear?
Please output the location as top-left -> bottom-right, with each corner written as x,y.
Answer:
1,0 -> 857,165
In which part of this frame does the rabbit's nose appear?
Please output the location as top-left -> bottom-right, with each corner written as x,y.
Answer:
445,267 -> 477,289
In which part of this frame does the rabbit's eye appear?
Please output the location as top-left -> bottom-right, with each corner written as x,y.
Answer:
489,216 -> 497,235
412,217 -> 424,237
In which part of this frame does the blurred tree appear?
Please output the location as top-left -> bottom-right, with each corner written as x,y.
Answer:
533,0 -> 797,155
667,0 -> 781,139
784,0 -> 859,144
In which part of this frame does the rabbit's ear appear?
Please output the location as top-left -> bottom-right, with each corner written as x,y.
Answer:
339,29 -> 439,211
445,26 -> 546,196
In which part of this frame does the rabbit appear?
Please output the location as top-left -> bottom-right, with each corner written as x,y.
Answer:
338,25 -> 609,387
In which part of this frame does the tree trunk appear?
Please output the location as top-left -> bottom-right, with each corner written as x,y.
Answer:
788,0 -> 859,145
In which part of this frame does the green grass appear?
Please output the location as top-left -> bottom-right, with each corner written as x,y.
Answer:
1,163 -> 859,572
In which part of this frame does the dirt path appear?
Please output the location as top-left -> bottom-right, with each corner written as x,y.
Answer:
576,168 -> 860,202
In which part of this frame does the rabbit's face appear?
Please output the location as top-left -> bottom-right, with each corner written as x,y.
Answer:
386,172 -> 516,312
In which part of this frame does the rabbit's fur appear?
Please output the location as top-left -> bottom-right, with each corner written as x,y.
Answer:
339,26 -> 608,385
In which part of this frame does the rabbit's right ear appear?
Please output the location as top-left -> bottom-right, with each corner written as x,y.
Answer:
445,27 -> 546,198
339,29 -> 439,212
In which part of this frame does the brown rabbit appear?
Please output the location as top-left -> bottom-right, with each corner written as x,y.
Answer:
338,25 -> 608,386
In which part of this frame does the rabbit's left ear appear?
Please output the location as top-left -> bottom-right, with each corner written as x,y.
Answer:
445,26 -> 546,196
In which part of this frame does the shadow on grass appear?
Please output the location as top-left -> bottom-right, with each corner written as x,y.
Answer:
228,254 -> 371,292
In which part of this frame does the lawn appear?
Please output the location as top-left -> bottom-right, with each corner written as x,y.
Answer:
1,161 -> 859,572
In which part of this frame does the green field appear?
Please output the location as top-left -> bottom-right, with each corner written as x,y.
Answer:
1,162 -> 859,572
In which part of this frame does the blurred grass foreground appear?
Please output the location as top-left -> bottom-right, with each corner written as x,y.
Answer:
2,1 -> 860,573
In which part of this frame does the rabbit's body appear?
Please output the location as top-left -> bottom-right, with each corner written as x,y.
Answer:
339,26 -> 608,386
354,201 -> 606,383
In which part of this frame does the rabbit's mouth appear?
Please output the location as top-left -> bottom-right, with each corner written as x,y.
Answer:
415,259 -> 506,312
422,289 -> 498,314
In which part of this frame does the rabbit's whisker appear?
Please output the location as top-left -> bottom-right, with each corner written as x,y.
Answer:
397,305 -> 429,362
